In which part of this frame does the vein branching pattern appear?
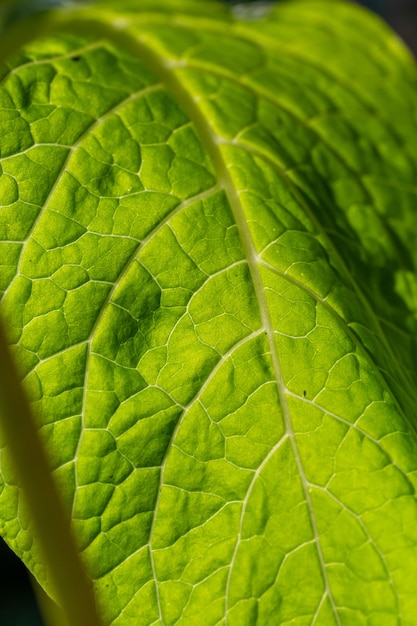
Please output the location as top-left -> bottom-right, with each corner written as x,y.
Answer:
0,1 -> 417,624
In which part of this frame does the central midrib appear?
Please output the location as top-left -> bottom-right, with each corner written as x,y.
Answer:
94,14 -> 342,626
53,10 -> 341,625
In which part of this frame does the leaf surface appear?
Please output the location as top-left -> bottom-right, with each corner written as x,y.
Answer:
1,1 -> 417,624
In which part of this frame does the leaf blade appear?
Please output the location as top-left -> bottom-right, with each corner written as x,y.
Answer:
1,1 -> 417,624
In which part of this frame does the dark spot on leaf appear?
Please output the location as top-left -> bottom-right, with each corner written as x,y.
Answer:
303,390 -> 306,397
71,56 -> 81,61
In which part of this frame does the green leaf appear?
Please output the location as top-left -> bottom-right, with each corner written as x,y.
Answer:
1,0 -> 417,624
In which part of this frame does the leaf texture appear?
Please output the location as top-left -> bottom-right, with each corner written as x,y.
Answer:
1,1 -> 417,624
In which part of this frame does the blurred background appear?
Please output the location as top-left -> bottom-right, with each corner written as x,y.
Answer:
359,0 -> 417,55
0,0 -> 416,624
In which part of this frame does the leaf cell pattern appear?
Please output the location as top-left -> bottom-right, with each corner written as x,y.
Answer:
1,1 -> 417,625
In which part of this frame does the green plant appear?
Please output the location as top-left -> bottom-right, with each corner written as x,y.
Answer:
1,0 -> 417,624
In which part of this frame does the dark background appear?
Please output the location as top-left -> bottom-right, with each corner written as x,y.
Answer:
0,0 -> 416,624
359,0 -> 417,55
